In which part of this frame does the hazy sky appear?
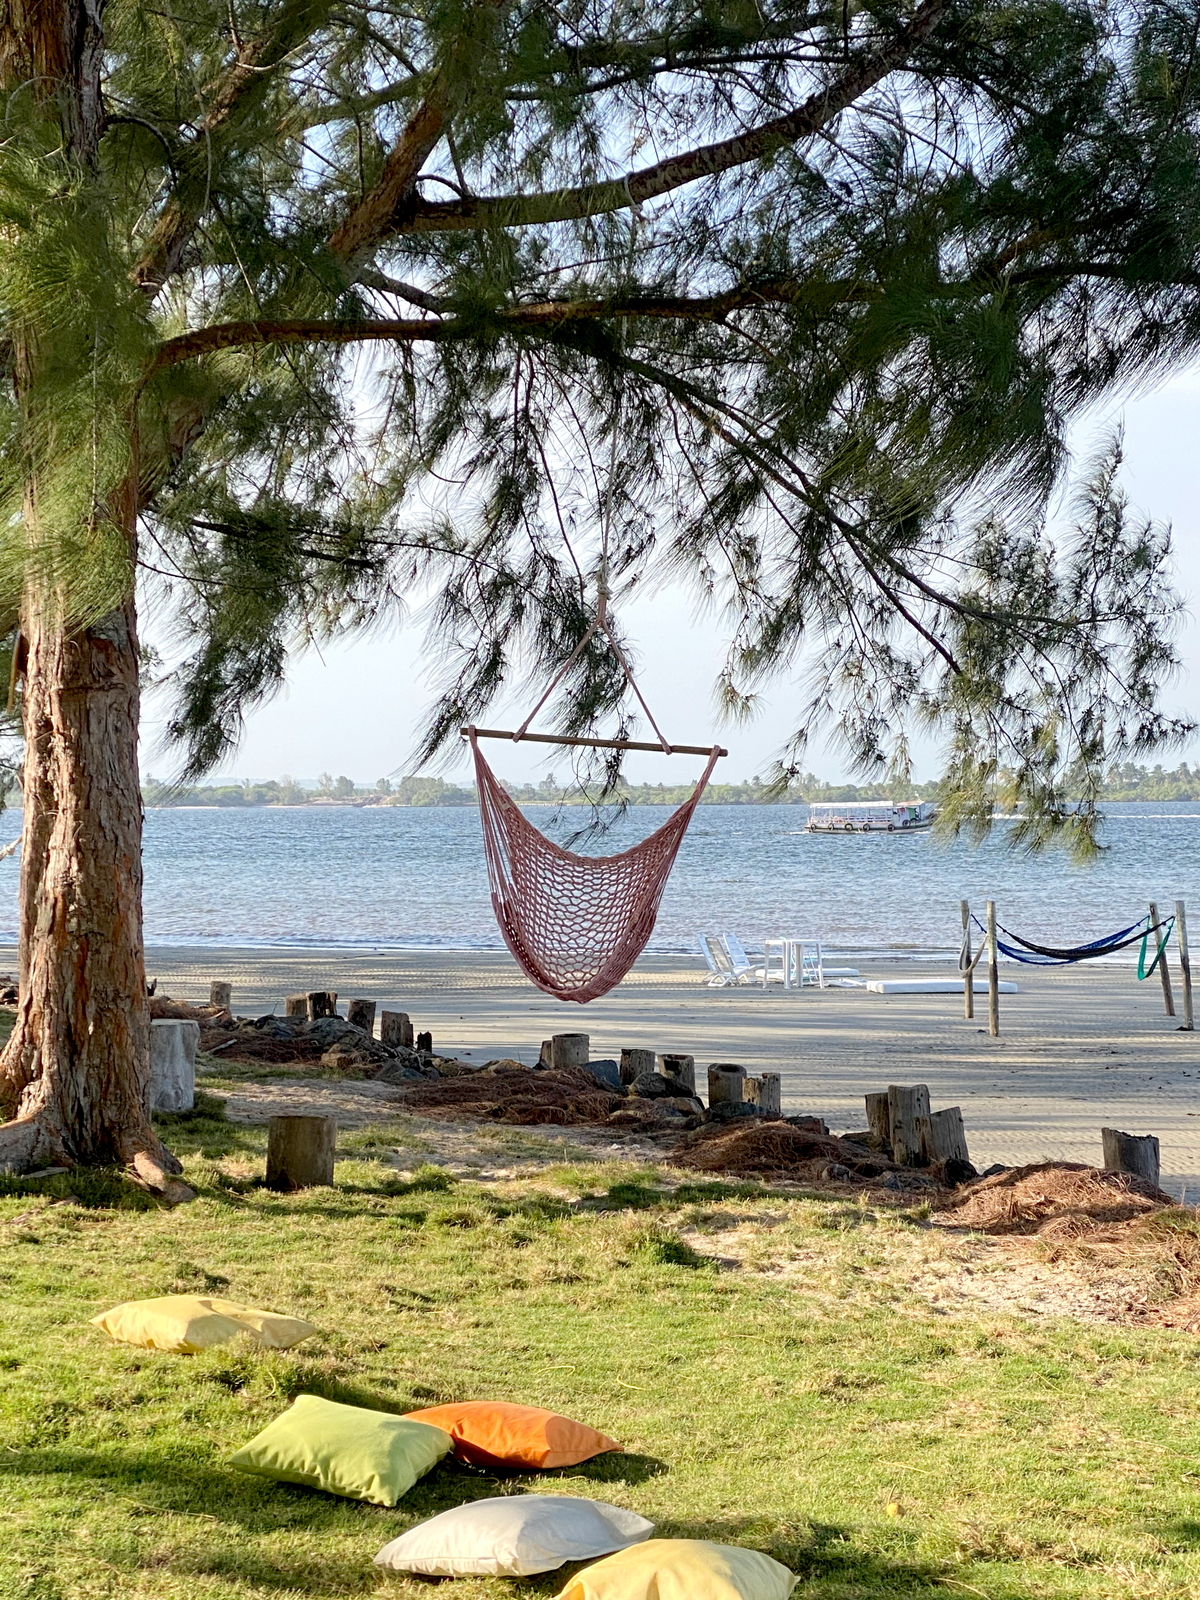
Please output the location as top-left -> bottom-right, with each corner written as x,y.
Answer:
139,367 -> 1200,789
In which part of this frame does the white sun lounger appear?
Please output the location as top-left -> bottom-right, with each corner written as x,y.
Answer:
865,977 -> 1019,994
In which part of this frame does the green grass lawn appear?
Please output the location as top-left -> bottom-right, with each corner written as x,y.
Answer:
2,1096 -> 1199,1599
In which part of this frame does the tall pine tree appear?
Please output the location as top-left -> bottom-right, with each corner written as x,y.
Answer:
0,1 -> 1198,1173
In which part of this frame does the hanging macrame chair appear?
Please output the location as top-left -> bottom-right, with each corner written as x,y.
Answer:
464,595 -> 725,1002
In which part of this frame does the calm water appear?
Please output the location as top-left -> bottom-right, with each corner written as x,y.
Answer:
0,801 -> 1195,958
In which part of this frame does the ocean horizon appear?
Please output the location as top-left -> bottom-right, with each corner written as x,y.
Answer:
1,800 -> 1196,962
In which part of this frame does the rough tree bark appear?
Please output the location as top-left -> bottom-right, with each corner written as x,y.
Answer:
0,0 -> 182,1189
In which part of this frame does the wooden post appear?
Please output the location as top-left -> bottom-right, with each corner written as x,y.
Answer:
917,1107 -> 970,1167
708,1063 -> 746,1107
538,1038 -> 554,1069
550,1033 -> 589,1070
1149,901 -> 1175,1018
1175,900 -> 1193,1031
285,993 -> 308,1018
865,1092 -> 891,1146
1101,1127 -> 1161,1189
887,1083 -> 931,1166
961,899 -> 973,1020
380,1011 -> 414,1049
986,900 -> 999,1038
307,990 -> 338,1020
347,999 -> 376,1035
657,1053 -> 696,1092
209,980 -> 232,1010
619,1048 -> 655,1084
266,1115 -> 337,1190
744,1072 -> 781,1118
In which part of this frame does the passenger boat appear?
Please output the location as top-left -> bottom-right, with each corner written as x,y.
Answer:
805,800 -> 936,834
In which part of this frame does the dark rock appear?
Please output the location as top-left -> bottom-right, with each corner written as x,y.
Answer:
706,1101 -> 761,1121
940,1158 -> 979,1187
628,1071 -> 691,1099
817,1161 -> 852,1181
662,1096 -> 705,1116
302,1016 -> 371,1049
787,1115 -> 830,1135
877,1172 -> 904,1191
978,1163 -> 1010,1179
582,1058 -> 622,1090
375,1049 -> 432,1083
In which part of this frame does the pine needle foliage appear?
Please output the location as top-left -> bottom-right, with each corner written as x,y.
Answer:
3,1 -> 1200,851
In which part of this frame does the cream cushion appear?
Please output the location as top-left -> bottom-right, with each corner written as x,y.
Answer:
550,1539 -> 797,1600
90,1295 -> 317,1353
374,1494 -> 654,1576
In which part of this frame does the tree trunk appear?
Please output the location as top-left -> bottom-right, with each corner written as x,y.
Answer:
0,577 -> 180,1182
0,2 -> 181,1189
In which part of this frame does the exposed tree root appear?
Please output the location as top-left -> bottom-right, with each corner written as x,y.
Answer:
0,1114 -> 192,1204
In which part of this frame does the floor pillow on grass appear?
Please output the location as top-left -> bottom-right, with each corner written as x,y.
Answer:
401,1401 -> 620,1470
550,1539 -> 797,1600
229,1395 -> 452,1505
90,1295 -> 317,1353
374,1494 -> 655,1576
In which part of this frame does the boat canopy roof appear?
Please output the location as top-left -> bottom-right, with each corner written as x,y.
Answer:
808,800 -> 924,815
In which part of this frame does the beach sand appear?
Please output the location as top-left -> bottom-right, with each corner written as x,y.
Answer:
6,942 -> 1192,1196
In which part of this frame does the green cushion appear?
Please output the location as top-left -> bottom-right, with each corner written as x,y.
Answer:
229,1394 -> 452,1505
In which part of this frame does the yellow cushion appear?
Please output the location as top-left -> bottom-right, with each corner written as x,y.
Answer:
551,1539 -> 796,1600
90,1295 -> 318,1353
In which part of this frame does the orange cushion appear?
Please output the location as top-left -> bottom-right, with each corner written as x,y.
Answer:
401,1401 -> 621,1471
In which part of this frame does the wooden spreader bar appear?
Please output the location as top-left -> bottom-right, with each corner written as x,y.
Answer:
465,726 -> 727,757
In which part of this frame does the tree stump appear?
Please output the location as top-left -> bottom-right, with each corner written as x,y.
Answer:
550,1033 -> 589,1070
865,1092 -> 891,1146
380,1011 -> 413,1049
416,1030 -> 433,1055
917,1106 -> 970,1166
708,1063 -> 746,1107
657,1053 -> 695,1093
1101,1128 -> 1161,1188
148,1020 -> 199,1112
888,1083 -> 931,1166
347,998 -> 376,1035
307,990 -> 337,1020
266,1115 -> 337,1190
209,980 -> 232,1009
745,1072 -> 781,1117
619,1047 -> 655,1084
285,993 -> 308,1018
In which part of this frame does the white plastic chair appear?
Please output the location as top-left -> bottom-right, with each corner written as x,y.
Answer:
720,932 -> 767,984
698,932 -> 737,987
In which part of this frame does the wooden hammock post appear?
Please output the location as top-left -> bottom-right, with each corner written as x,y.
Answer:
961,899 -> 973,1019
1149,901 -> 1175,1018
986,900 -> 1000,1037
1175,899 -> 1193,1031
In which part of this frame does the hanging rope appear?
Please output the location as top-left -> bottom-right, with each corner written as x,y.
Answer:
470,730 -> 720,1001
972,912 -> 1170,966
1138,916 -> 1175,980
466,214 -> 725,1000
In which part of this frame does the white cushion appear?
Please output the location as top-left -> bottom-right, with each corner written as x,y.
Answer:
374,1494 -> 655,1577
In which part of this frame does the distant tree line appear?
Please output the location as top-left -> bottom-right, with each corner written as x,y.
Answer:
139,763 -> 1200,809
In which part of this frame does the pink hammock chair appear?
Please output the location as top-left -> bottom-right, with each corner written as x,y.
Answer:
463,587 -> 725,1002
468,728 -> 721,1003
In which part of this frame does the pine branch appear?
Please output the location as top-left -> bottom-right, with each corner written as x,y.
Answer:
328,0 -> 511,266
132,0 -> 336,295
392,0 -> 947,238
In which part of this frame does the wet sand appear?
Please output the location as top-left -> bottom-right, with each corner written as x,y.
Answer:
5,943 -> 1192,1196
